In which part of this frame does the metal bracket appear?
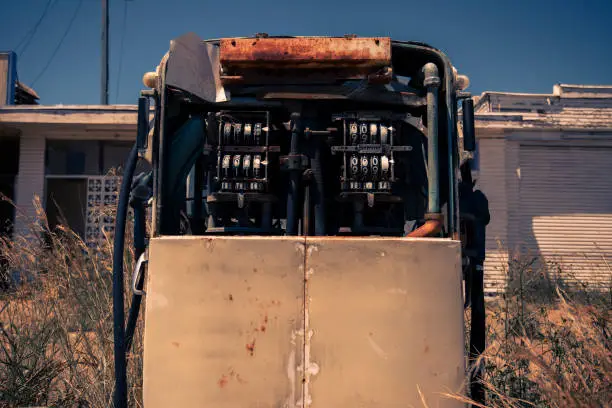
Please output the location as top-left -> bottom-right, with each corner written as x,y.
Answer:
132,252 -> 148,296
279,154 -> 309,171
367,193 -> 375,208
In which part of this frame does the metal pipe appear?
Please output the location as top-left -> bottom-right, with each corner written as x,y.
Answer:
193,156 -> 204,234
423,62 -> 441,215
302,184 -> 311,236
286,113 -> 300,235
405,218 -> 442,238
112,144 -> 139,408
407,63 -> 442,239
311,137 -> 326,236
353,201 -> 364,233
262,202 -> 272,231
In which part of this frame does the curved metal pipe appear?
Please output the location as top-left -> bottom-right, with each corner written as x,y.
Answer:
406,218 -> 442,238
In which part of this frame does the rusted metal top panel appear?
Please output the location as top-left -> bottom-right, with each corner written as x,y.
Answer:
219,37 -> 392,71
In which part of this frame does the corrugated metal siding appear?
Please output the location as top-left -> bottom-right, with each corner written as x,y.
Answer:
476,138 -> 509,292
506,140 -> 521,257
519,145 -> 612,289
14,135 -> 46,235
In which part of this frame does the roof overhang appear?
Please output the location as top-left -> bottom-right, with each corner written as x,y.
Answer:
475,112 -> 612,133
0,105 -> 146,140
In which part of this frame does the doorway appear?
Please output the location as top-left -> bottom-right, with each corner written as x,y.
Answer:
0,137 -> 19,237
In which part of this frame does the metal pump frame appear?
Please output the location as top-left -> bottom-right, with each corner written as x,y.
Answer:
110,37 -> 485,408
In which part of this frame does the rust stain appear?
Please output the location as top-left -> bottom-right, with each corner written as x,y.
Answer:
218,374 -> 229,388
219,368 -> 248,388
246,340 -> 256,356
228,293 -> 233,301
260,314 -> 269,332
220,37 -> 391,70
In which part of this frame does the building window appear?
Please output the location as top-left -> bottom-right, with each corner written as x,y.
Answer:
45,140 -> 100,175
44,140 -> 150,243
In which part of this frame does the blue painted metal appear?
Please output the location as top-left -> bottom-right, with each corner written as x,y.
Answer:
2,51 -> 18,105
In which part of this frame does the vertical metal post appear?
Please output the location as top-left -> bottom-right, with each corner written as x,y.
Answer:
101,0 -> 109,105
423,62 -> 441,215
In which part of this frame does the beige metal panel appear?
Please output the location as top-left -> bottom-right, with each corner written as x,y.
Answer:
143,236 -> 306,408
477,138 -> 510,292
519,145 -> 612,289
305,237 -> 465,408
13,134 -> 46,235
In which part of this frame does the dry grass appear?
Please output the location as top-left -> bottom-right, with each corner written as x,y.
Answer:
454,254 -> 612,408
0,197 -> 143,408
0,197 -> 610,407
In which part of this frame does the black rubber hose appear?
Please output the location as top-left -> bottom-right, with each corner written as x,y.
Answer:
112,143 -> 139,408
311,138 -> 325,236
124,201 -> 146,352
469,263 -> 486,406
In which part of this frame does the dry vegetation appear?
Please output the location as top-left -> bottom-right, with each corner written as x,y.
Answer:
0,198 -> 143,408
1,198 -> 610,407
454,254 -> 611,408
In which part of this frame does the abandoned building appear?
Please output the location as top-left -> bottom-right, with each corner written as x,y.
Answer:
1,51 -> 140,246
474,84 -> 612,292
1,52 -> 611,290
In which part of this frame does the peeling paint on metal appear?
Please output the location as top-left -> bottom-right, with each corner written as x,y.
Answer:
306,244 -> 319,257
367,335 -> 389,360
147,292 -> 168,310
219,37 -> 391,71
285,350 -> 296,408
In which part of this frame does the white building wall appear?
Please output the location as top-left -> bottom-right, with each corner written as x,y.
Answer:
476,136 -> 510,292
14,133 -> 46,235
518,141 -> 612,289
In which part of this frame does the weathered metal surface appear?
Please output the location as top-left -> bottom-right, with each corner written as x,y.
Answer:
220,37 -> 392,70
142,236 -> 465,407
305,237 -> 465,407
142,236 -> 305,408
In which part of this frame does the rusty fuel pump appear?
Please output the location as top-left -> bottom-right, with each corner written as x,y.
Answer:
111,34 -> 483,408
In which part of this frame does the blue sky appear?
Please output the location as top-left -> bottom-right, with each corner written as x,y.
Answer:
1,0 -> 611,105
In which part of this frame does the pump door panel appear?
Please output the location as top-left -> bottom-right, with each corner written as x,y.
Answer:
142,236 -> 464,408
